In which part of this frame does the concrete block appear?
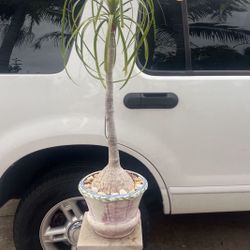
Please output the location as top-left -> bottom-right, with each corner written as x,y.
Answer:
77,212 -> 143,250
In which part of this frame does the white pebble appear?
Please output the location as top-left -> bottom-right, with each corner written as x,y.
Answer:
98,192 -> 106,195
86,176 -> 94,182
119,189 -> 127,195
84,184 -> 91,189
92,187 -> 98,193
135,184 -> 143,190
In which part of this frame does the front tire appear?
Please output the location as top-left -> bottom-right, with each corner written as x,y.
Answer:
14,171 -> 88,250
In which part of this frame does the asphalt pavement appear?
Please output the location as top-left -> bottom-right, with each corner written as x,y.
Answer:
2,200 -> 250,250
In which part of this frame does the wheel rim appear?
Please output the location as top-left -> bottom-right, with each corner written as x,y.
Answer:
39,197 -> 87,250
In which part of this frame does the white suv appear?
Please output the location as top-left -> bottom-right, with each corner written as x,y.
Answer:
1,0 -> 250,249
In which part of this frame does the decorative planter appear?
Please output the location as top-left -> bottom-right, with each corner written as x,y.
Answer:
78,170 -> 148,238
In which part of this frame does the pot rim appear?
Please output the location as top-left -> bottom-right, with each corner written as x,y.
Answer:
78,170 -> 148,201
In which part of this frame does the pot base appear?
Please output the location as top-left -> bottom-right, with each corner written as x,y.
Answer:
87,210 -> 141,239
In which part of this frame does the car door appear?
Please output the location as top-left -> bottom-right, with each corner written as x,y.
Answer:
115,0 -> 250,213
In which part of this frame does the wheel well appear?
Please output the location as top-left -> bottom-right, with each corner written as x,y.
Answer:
0,145 -> 163,209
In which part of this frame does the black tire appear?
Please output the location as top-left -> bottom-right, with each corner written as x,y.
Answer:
14,170 -> 88,250
14,169 -> 150,250
140,201 -> 150,250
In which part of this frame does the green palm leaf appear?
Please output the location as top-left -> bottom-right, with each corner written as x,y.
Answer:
61,0 -> 155,88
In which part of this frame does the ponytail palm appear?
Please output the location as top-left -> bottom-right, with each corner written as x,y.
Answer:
62,0 -> 155,194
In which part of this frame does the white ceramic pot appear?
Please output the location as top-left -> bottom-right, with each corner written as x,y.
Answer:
78,170 -> 148,238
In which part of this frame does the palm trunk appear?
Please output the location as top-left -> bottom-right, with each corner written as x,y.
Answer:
0,8 -> 26,73
105,28 -> 121,169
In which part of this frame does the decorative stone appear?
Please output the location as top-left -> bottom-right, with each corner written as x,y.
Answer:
134,177 -> 142,183
91,187 -> 98,193
84,184 -> 91,189
98,192 -> 106,195
85,176 -> 94,184
135,184 -> 143,189
77,213 -> 143,250
119,189 -> 127,195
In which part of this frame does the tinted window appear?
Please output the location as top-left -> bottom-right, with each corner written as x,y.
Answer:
0,0 -> 82,74
139,0 -> 250,73
188,0 -> 250,70
138,0 -> 186,71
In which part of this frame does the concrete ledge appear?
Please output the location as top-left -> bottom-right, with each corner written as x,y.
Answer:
77,212 -> 143,250
0,200 -> 19,217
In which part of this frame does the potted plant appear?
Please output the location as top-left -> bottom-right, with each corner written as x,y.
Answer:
61,0 -> 155,238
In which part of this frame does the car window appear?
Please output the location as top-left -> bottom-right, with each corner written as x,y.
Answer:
138,0 -> 186,72
138,0 -> 250,74
189,0 -> 250,70
0,0 -> 84,74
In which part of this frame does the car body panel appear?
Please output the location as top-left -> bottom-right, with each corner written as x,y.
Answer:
1,1 -> 250,214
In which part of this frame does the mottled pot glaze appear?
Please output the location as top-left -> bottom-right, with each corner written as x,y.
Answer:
78,171 -> 148,238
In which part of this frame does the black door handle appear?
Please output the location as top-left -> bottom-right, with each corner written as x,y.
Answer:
124,92 -> 178,109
